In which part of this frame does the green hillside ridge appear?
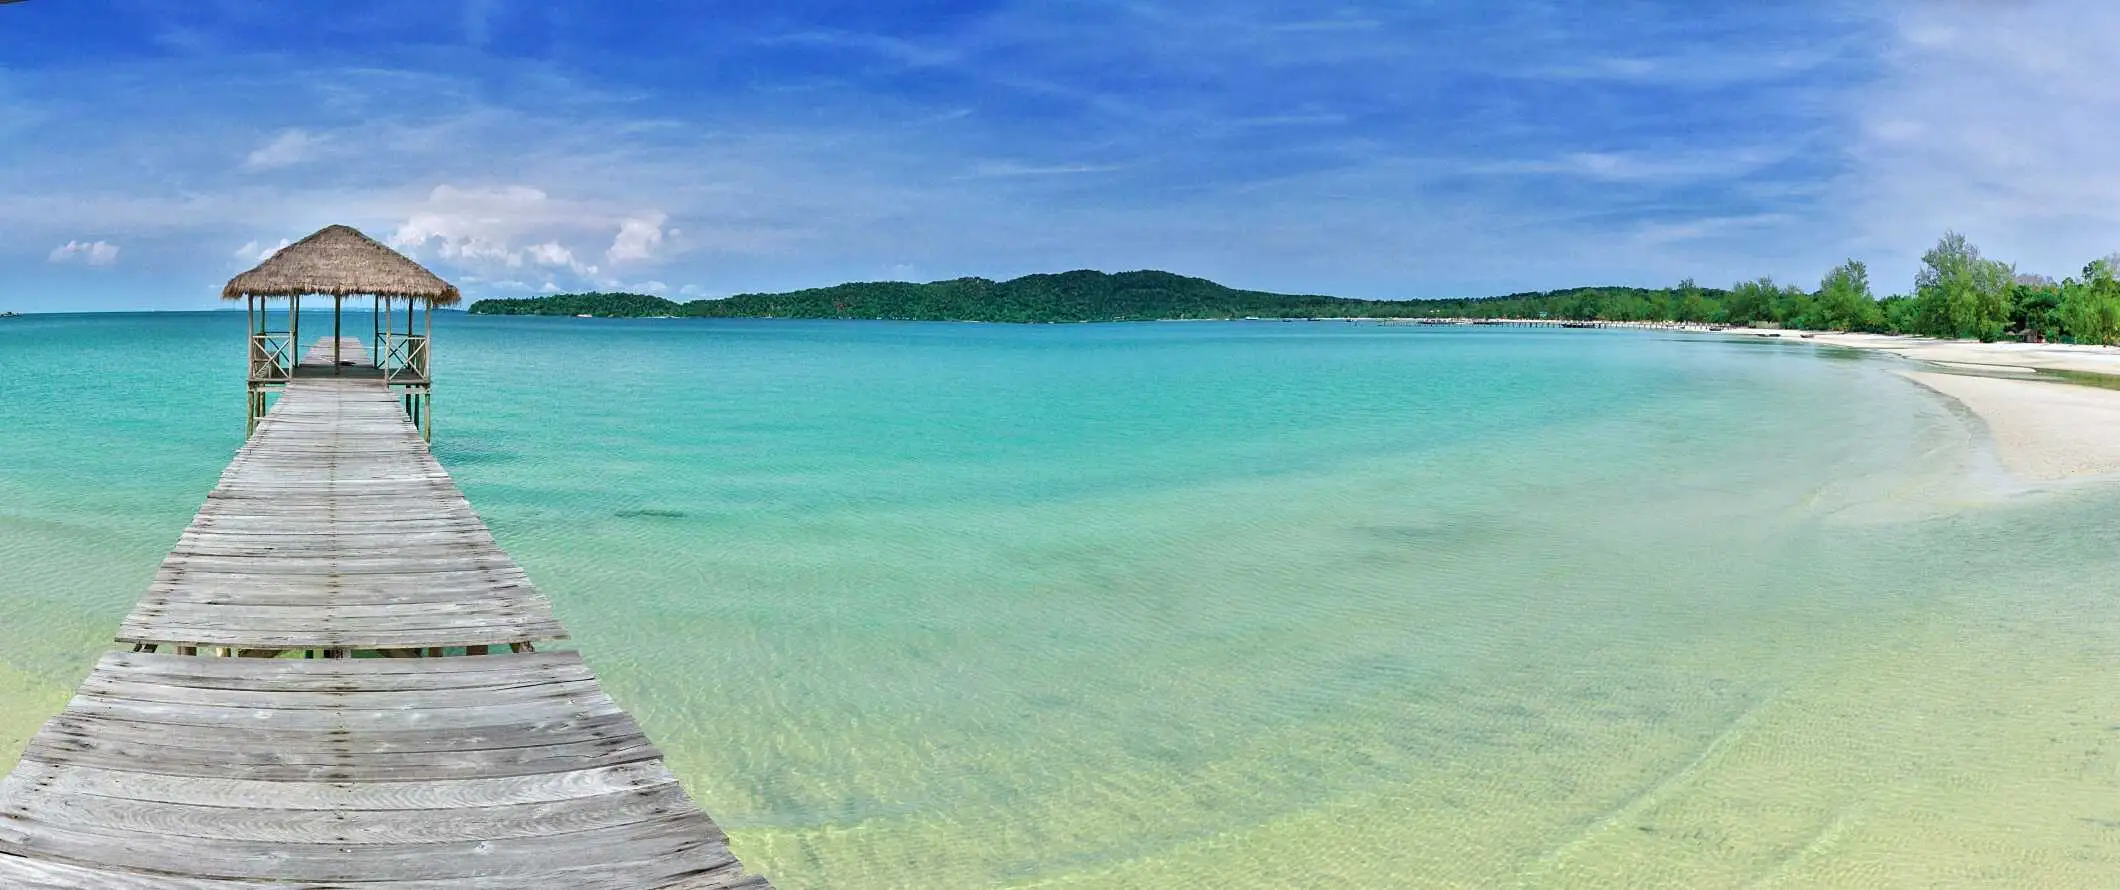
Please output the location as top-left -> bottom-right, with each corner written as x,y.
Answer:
468,269 -> 1729,324
468,236 -> 2120,344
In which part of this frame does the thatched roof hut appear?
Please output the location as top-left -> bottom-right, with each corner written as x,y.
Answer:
223,225 -> 460,305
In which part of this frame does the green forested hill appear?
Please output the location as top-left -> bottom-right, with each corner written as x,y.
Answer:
468,270 -> 1731,323
464,234 -> 2120,343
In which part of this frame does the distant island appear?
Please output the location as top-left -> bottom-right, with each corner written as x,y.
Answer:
464,237 -> 2120,346
468,270 -> 1732,324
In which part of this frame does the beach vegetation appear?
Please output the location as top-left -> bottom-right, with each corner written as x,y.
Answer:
1671,278 -> 1713,323
1814,260 -> 1885,332
2011,277 -> 2065,343
2058,259 -> 2120,346
1912,231 -> 2014,341
472,291 -> 684,317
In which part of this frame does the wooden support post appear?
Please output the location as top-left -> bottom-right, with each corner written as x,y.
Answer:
467,645 -> 489,656
333,296 -> 343,373
425,302 -> 434,441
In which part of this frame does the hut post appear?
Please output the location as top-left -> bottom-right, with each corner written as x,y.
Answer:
372,296 -> 380,365
291,295 -> 301,369
245,296 -> 257,435
332,296 -> 343,373
424,298 -> 434,441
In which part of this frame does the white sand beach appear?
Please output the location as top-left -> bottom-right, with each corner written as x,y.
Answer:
1795,331 -> 2120,376
1897,371 -> 2120,481
1705,327 -> 2120,482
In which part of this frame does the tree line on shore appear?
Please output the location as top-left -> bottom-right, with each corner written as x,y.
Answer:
1661,231 -> 2120,344
465,232 -> 2120,342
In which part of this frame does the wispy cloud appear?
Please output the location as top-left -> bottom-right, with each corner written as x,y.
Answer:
48,240 -> 120,266
964,161 -> 1126,179
1844,1 -> 2120,282
232,238 -> 291,263
1475,147 -> 1799,185
244,128 -> 325,170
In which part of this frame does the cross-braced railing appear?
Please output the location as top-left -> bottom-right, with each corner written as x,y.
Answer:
248,332 -> 294,382
378,333 -> 429,382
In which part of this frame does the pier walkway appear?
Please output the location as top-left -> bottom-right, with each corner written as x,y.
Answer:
0,339 -> 769,888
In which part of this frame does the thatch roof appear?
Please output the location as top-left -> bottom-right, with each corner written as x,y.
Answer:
223,225 -> 461,305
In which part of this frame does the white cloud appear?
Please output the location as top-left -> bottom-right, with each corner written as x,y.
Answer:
232,238 -> 292,263
637,280 -> 669,294
244,128 -> 324,170
1846,1 -> 2120,281
48,240 -> 120,266
385,185 -> 646,280
965,161 -> 1124,178
528,241 -> 574,267
606,214 -> 666,263
387,184 -> 553,253
1477,147 -> 1792,185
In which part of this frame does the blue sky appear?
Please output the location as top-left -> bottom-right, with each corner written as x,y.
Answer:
3,0 -> 2114,311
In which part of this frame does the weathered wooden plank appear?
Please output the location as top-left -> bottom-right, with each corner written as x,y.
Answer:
133,587 -> 546,608
0,779 -> 711,845
42,711 -> 646,756
58,691 -> 626,732
0,796 -> 733,882
74,674 -> 607,710
24,731 -> 665,782
112,623 -> 562,647
93,649 -> 587,681
112,627 -> 562,651
0,847 -> 753,890
5,759 -> 687,811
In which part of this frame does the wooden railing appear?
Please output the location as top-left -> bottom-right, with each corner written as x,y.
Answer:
248,333 -> 293,383
378,333 -> 429,383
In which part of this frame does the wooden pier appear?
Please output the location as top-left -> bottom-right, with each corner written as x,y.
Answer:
0,226 -> 770,888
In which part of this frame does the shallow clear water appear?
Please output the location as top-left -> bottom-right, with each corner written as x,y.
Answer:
5,313 -> 2120,887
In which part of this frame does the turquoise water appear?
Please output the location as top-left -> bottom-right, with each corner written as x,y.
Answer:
6,313 -> 2120,887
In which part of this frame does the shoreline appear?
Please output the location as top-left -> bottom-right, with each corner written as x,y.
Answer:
1699,327 -> 2120,484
